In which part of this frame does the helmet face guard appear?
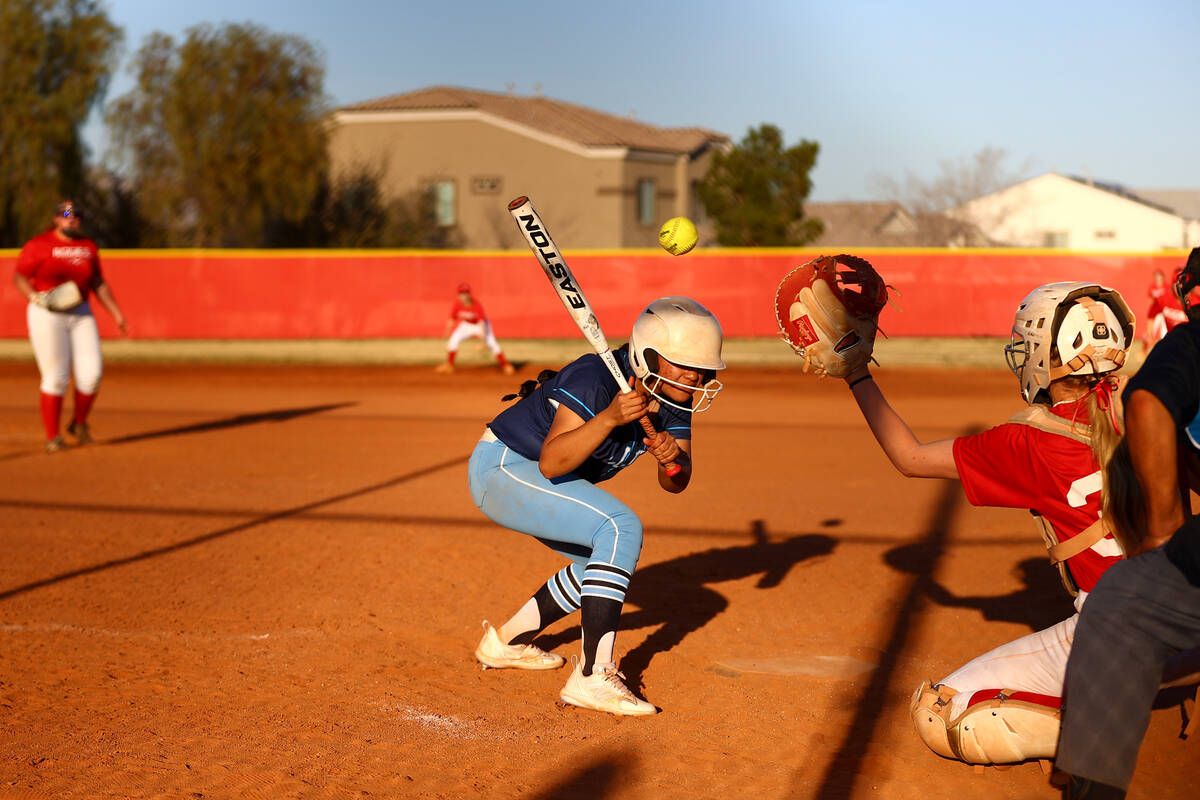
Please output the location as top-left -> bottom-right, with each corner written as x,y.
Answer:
639,350 -> 724,413
1176,247 -> 1200,322
629,297 -> 726,413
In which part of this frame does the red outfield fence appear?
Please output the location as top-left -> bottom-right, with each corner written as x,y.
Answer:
0,248 -> 1188,340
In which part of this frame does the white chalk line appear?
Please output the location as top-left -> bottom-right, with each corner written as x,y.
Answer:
386,703 -> 512,741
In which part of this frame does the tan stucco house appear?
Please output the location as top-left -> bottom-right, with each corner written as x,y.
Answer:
327,86 -> 731,249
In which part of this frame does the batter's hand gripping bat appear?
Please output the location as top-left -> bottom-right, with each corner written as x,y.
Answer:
507,195 -> 681,477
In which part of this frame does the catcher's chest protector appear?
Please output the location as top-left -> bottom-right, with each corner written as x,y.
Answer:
1007,406 -> 1114,596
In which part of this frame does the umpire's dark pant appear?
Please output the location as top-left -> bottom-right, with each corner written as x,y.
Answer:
1057,548 -> 1200,789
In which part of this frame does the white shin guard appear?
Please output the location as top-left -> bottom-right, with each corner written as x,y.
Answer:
910,680 -> 1061,765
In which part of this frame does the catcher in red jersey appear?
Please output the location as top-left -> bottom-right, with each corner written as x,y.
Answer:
12,201 -> 129,453
435,282 -> 514,375
844,281 -> 1138,767
779,265 -> 1150,765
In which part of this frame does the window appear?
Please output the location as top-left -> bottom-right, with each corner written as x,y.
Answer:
1094,230 -> 1116,240
431,180 -> 456,226
1042,231 -> 1069,248
690,180 -> 707,226
637,179 -> 655,225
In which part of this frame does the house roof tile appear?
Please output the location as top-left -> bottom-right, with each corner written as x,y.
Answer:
338,85 -> 729,154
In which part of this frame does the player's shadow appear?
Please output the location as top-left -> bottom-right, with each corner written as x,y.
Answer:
529,750 -> 631,800
884,543 -> 1072,632
537,520 -> 838,690
105,402 -> 355,445
0,402 -> 357,463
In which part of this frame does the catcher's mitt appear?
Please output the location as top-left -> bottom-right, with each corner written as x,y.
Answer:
774,254 -> 889,377
39,281 -> 84,312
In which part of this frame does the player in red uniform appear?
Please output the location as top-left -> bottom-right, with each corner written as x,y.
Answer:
842,282 -> 1135,767
13,201 -> 129,452
434,283 -> 514,375
1144,268 -> 1188,353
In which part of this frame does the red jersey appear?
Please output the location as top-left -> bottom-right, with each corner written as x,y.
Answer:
1149,284 -> 1189,331
952,400 -> 1120,593
449,298 -> 486,324
16,230 -> 103,300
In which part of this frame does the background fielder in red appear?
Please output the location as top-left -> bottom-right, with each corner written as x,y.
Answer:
435,282 -> 514,375
1143,268 -> 1187,354
13,200 -> 129,452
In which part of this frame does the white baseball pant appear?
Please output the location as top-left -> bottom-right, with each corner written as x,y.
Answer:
26,301 -> 103,395
447,320 -> 502,355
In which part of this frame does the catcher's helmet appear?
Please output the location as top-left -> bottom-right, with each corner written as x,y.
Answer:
1004,282 -> 1134,405
1175,247 -> 1200,322
629,297 -> 725,412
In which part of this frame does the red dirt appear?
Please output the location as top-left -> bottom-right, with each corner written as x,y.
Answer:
0,361 -> 1194,799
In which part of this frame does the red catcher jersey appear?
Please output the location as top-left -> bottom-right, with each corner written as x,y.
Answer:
16,230 -> 103,298
450,299 -> 486,324
953,400 -> 1119,593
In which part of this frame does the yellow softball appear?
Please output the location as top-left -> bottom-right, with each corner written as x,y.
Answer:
658,216 -> 698,256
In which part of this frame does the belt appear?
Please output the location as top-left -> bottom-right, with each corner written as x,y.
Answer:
480,427 -> 499,443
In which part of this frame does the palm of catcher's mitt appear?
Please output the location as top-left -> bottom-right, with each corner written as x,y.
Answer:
774,254 -> 889,377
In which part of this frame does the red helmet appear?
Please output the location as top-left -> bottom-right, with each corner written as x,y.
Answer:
457,283 -> 471,294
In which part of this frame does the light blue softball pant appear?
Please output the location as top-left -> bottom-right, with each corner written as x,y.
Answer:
468,432 -> 643,614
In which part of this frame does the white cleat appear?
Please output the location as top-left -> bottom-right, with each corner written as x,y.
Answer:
559,658 -> 658,716
474,621 -> 564,671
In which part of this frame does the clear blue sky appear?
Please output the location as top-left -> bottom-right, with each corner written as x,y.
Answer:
86,0 -> 1200,202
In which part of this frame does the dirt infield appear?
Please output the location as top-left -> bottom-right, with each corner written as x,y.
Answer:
0,361 -> 1194,800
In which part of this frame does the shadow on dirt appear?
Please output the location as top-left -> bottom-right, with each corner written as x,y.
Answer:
105,402 -> 355,445
799,473 -> 967,799
0,454 -> 468,602
536,520 -> 838,690
885,544 -> 1074,632
529,750 -> 631,800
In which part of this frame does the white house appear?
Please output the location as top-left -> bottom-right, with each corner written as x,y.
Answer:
954,172 -> 1199,251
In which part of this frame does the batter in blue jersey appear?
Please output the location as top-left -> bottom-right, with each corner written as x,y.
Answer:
468,297 -> 726,716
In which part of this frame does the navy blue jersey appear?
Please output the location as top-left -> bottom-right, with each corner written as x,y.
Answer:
1125,318 -> 1200,451
487,349 -> 692,483
1132,319 -> 1200,585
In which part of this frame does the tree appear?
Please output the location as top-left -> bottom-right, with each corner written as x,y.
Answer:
0,0 -> 122,246
695,124 -> 822,247
266,165 -> 461,248
871,147 -> 1033,246
78,167 -> 142,248
106,23 -> 328,247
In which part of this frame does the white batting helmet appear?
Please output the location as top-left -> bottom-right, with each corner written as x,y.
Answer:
629,297 -> 726,412
1004,282 -> 1135,405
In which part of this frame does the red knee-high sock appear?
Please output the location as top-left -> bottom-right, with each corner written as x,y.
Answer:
496,351 -> 511,368
39,392 -> 63,441
446,350 -> 457,366
74,390 -> 97,425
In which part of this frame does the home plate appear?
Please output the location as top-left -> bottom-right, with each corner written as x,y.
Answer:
714,655 -> 877,679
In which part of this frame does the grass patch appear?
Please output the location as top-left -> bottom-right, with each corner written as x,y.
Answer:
0,336 -> 1026,369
